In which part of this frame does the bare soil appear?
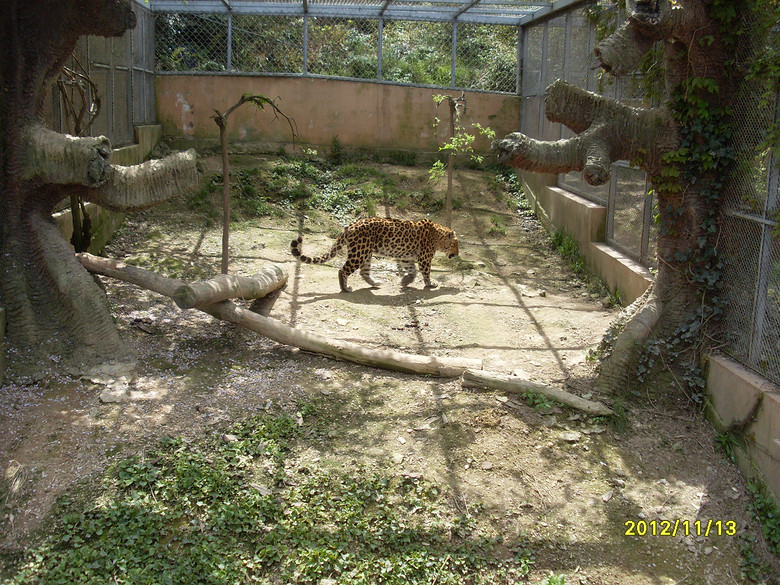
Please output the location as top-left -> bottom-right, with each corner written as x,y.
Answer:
1,159 -> 777,584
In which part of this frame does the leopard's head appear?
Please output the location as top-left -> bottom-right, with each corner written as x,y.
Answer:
441,228 -> 459,259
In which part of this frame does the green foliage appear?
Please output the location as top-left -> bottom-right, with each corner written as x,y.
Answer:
714,431 -> 740,462
330,135 -> 344,166
6,412 -> 535,585
521,391 -> 559,413
488,215 -> 506,237
550,229 -> 586,276
747,480 -> 780,557
189,158 -> 418,224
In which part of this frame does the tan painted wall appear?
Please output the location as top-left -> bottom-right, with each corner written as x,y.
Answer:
155,75 -> 521,156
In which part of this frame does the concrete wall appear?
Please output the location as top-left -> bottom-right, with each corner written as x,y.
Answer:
708,355 -> 780,503
155,75 -> 521,157
518,171 -> 654,305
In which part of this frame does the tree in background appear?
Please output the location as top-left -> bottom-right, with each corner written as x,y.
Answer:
0,0 -> 199,377
495,0 -> 778,396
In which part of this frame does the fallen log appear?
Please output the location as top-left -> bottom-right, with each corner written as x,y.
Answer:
461,369 -> 614,417
173,267 -> 288,309
77,253 -> 481,377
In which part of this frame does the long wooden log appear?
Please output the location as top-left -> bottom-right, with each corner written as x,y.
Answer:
461,369 -> 614,416
173,267 -> 288,309
77,253 -> 481,377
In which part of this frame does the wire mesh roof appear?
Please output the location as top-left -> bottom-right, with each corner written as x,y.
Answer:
146,0 -> 583,26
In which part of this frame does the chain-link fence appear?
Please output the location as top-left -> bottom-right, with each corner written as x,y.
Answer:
153,11 -> 519,93
718,14 -> 780,386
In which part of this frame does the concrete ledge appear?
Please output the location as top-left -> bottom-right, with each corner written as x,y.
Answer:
519,171 -> 651,305
588,243 -> 654,305
707,354 -> 780,503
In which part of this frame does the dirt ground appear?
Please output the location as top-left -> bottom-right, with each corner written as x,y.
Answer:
1,159 -> 777,584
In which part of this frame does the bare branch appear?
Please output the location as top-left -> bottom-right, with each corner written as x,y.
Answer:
494,81 -> 675,184
87,149 -> 199,211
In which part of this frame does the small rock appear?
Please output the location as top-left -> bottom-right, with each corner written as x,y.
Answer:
481,461 -> 494,470
561,431 -> 582,443
99,385 -> 130,403
392,453 -> 404,464
602,490 -> 614,502
704,546 -> 713,555
336,318 -> 349,326
223,434 -> 239,443
397,436 -> 406,445
251,483 -> 273,496
601,296 -> 612,309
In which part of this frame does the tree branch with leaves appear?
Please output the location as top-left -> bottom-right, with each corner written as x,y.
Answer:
211,94 -> 297,274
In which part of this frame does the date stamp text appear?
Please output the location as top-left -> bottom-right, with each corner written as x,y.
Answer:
624,519 -> 737,538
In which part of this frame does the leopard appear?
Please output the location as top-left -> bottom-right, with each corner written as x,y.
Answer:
290,217 -> 459,292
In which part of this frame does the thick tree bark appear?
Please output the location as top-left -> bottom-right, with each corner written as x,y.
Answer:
77,254 -> 483,377
0,0 -> 199,375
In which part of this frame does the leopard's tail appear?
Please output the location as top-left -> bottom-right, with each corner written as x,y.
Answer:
290,234 -> 344,264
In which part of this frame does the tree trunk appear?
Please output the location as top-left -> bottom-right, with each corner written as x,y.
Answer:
461,369 -> 615,416
173,267 -> 289,309
494,0 -> 770,395
0,0 -> 199,376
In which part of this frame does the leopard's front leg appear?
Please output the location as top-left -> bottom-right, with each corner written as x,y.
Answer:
418,254 -> 438,289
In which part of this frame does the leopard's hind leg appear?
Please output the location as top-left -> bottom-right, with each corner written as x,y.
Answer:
399,260 -> 417,287
359,254 -> 382,288
338,249 -> 366,292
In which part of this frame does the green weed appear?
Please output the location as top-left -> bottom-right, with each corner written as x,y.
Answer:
6,411 -> 536,585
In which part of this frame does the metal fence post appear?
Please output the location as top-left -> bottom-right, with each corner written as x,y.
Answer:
226,12 -> 233,72
378,17 -> 384,81
451,20 -> 457,89
748,92 -> 780,366
303,14 -> 309,75
516,24 -> 523,96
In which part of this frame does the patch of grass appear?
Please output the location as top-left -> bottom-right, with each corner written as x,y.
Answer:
715,431 -> 740,463
5,411 -> 536,585
551,229 -> 586,275
521,390 -> 559,413
488,215 -> 507,237
746,480 -> 780,557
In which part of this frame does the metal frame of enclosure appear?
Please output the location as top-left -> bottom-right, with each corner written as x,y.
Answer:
148,0 -> 591,93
